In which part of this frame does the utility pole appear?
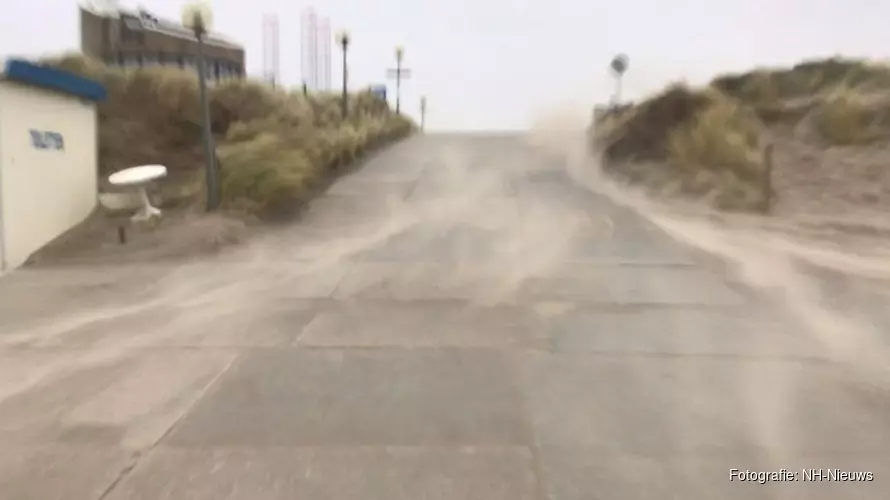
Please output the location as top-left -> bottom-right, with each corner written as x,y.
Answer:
337,31 -> 350,119
386,46 -> 411,114
420,96 -> 427,131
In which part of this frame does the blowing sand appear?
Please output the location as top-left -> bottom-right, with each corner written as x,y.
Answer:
530,105 -> 890,384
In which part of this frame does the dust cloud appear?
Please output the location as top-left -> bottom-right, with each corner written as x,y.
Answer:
0,124 -> 596,402
526,102 -> 890,382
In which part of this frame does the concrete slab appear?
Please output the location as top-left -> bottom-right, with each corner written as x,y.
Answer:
149,300 -> 321,348
300,194 -> 408,229
516,266 -> 746,305
520,352 -> 890,452
343,158 -> 427,182
537,447 -> 889,500
409,174 -> 516,200
0,445 -> 133,500
332,263 -> 518,302
164,349 -> 527,446
0,350 -> 235,449
326,177 -> 416,197
351,226 -> 458,261
567,234 -> 702,265
12,298 -> 322,349
352,226 -> 516,263
262,268 -> 346,299
550,307 -> 828,358
0,267 -> 173,335
106,446 -> 536,500
297,299 -> 550,349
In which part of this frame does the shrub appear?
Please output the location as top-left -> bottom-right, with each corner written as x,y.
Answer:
666,94 -> 763,180
589,56 -> 890,213
40,53 -> 416,217
218,133 -> 319,217
594,84 -> 725,164
589,82 -> 767,211
813,92 -> 873,145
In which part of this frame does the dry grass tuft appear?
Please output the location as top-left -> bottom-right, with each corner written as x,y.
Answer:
813,91 -> 873,145
591,84 -> 767,211
809,90 -> 890,146
666,93 -> 762,179
594,84 -> 763,176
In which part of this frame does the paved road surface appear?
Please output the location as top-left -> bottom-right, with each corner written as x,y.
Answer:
1,134 -> 888,499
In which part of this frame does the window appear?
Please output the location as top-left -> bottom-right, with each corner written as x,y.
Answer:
120,23 -> 145,45
123,54 -> 140,68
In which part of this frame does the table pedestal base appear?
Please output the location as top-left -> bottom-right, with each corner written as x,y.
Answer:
131,187 -> 162,222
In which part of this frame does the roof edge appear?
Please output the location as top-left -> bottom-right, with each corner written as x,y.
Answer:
2,59 -> 107,102
79,5 -> 244,50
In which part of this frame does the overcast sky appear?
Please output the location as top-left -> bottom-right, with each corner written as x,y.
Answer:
3,0 -> 889,130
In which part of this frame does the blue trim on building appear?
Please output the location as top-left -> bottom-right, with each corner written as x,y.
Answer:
2,59 -> 106,102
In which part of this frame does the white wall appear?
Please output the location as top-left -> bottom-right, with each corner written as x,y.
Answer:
0,81 -> 98,271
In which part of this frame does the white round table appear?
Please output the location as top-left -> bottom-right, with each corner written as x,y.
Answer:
108,165 -> 168,222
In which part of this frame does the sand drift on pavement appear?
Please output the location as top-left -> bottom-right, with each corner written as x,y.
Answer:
527,104 -> 890,380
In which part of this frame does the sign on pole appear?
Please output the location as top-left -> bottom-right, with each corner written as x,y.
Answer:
610,54 -> 629,75
386,68 -> 412,78
609,54 -> 629,106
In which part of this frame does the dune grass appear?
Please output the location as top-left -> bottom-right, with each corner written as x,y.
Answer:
589,57 -> 890,211
43,53 -> 416,218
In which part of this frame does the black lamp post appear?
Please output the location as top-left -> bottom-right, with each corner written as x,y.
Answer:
182,2 -> 219,211
386,47 -> 411,115
337,31 -> 350,120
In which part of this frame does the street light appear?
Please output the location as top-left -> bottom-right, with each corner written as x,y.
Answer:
336,30 -> 350,120
420,95 -> 427,132
182,1 -> 219,211
386,47 -> 412,115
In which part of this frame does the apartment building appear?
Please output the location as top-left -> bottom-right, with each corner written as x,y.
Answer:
80,4 -> 245,81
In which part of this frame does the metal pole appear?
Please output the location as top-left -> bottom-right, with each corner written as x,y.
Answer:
420,97 -> 426,131
395,57 -> 402,115
196,33 -> 219,211
341,41 -> 348,119
615,74 -> 622,105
